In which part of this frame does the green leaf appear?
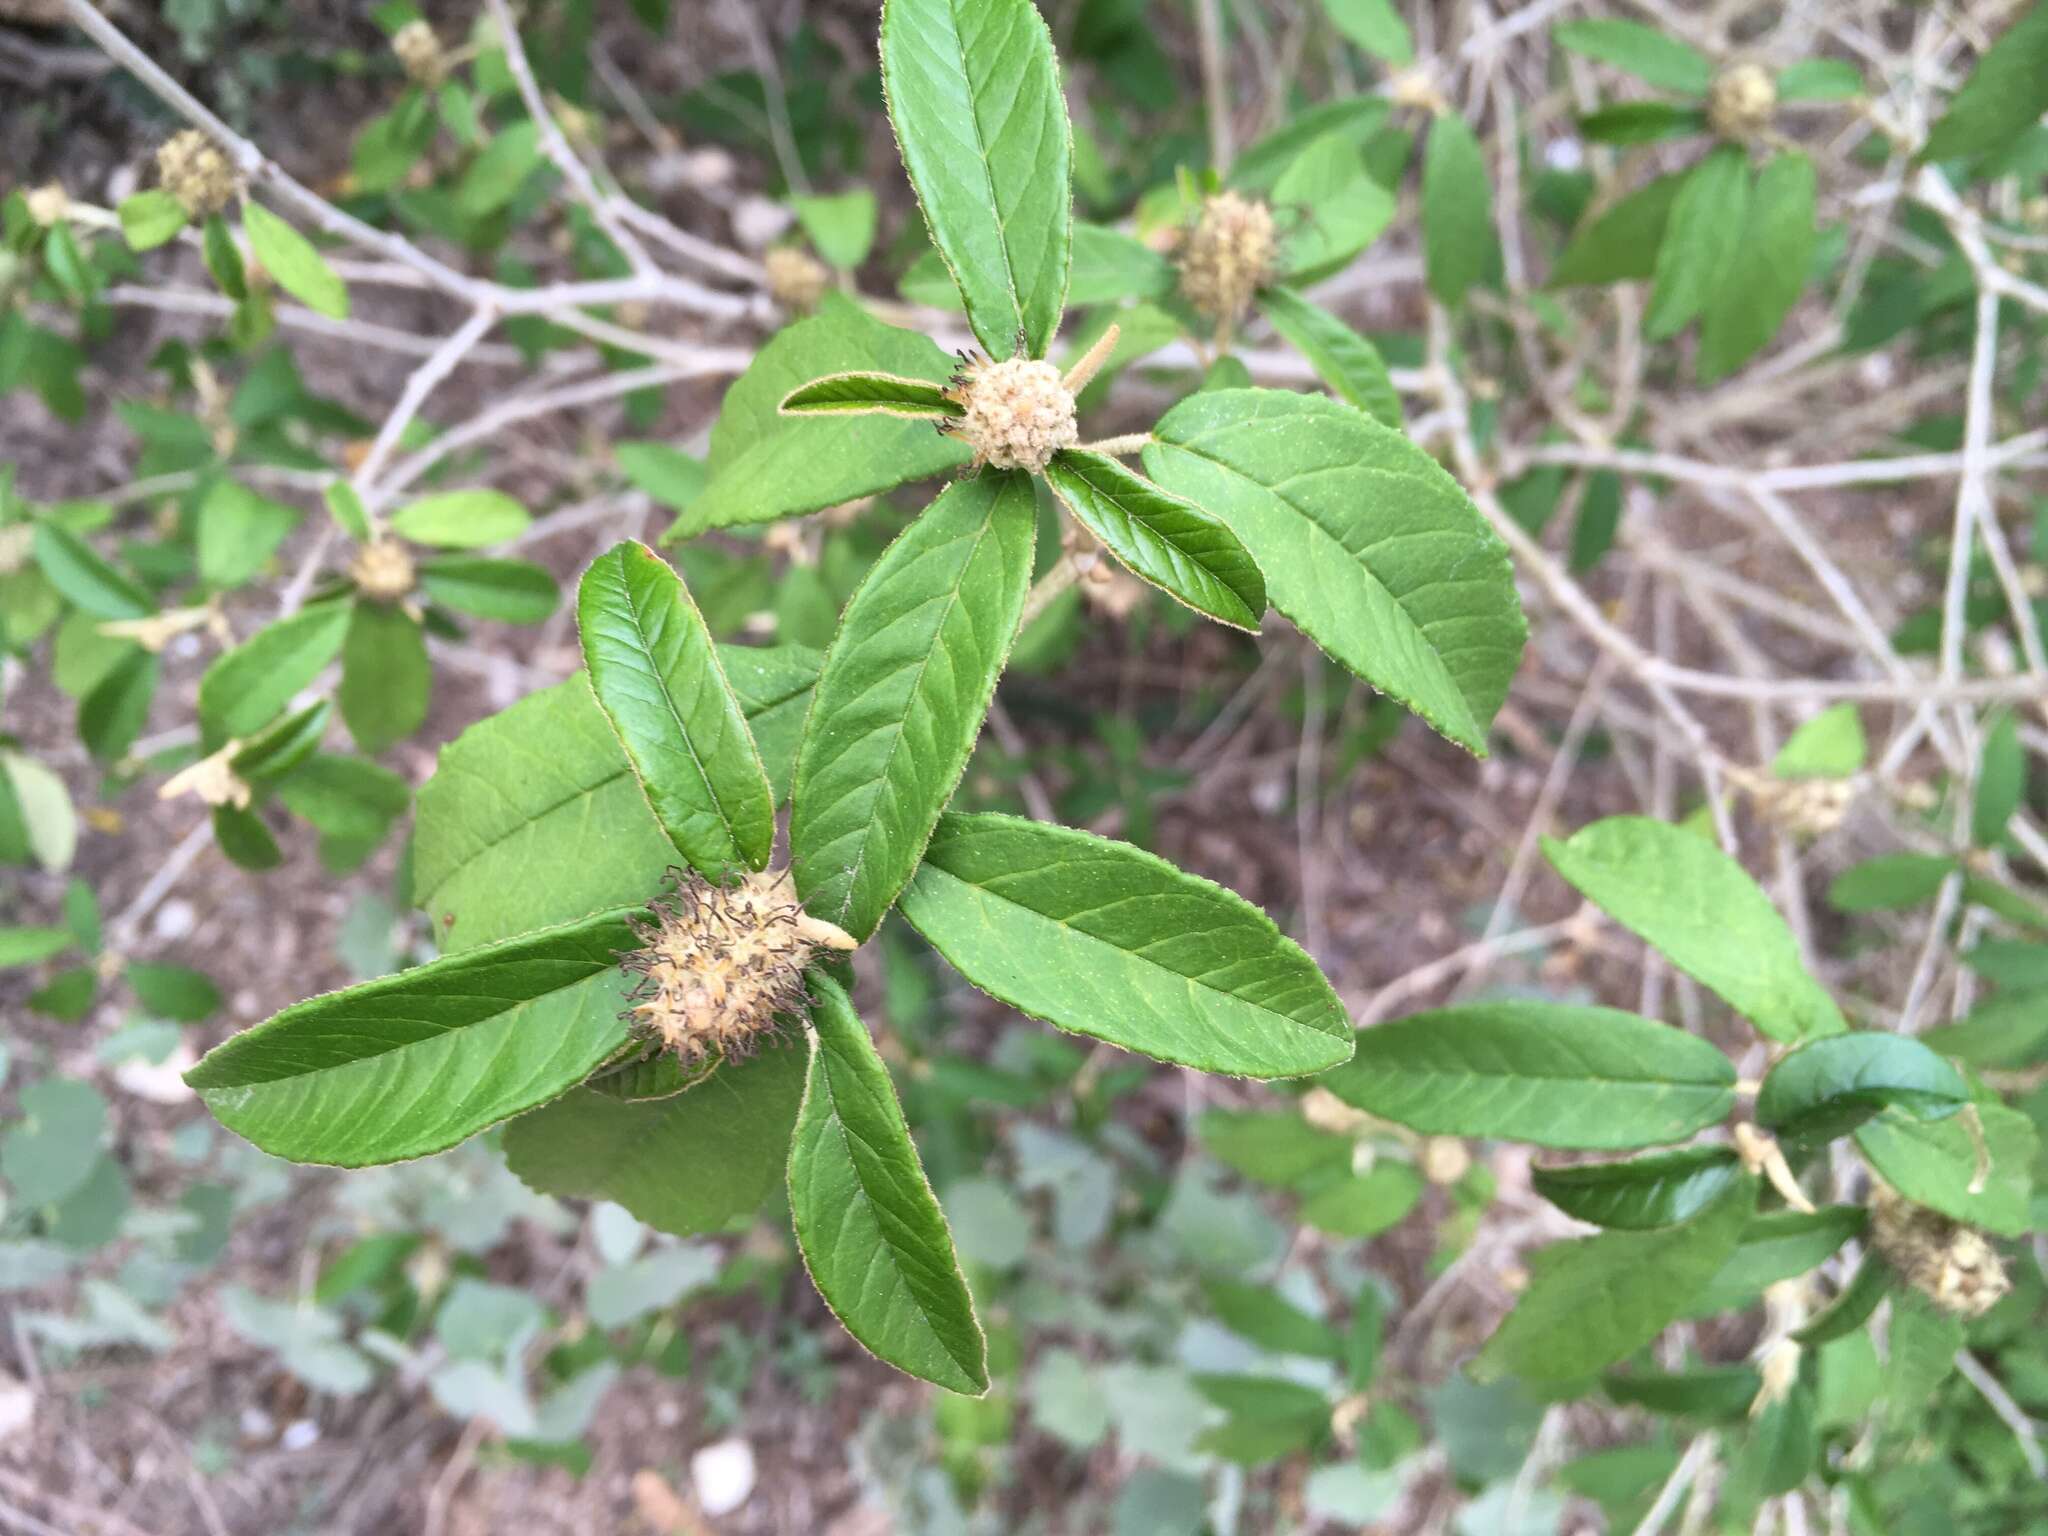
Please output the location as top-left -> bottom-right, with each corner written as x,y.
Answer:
198,602 -> 351,743
1827,852 -> 1957,913
32,523 -> 152,620
1230,99 -> 1390,194
415,677 -> 677,953
1881,1291 -> 1962,1424
1144,389 -> 1524,754
1422,113 -> 1494,308
2,1079 -> 107,1208
1603,1365 -> 1760,1421
578,541 -> 776,877
1473,1174 -> 1756,1383
505,1043 -> 807,1237
80,649 -> 158,761
1921,993 -> 2048,1069
1854,1099 -> 2034,1236
1772,704 -> 1865,779
1066,222 -> 1177,306
879,0 -> 1071,359
1920,2 -> 2048,163
1297,1162 -> 1422,1236
1549,170 -> 1688,287
213,804 -> 282,870
1686,1206 -> 1867,1317
778,371 -> 964,420
1320,0 -> 1413,63
1646,147 -> 1749,339
788,974 -> 987,1394
1258,287 -> 1400,427
339,602 -> 430,754
184,908 -> 642,1166
899,813 -> 1353,1077
1973,711 -> 2025,848
1197,1109 -> 1352,1188
388,488 -> 531,549
417,556 -> 559,624
1553,19 -> 1713,95
119,190 -> 189,251
276,754 -> 409,871
1580,102 -> 1710,146
718,643 -> 823,801
614,442 -> 705,513
127,962 -> 221,1022
242,202 -> 349,319
198,479 -> 299,589
1793,1255 -> 1892,1345
791,188 -> 879,269
1321,1001 -> 1736,1149
456,120 -> 542,216
1205,1277 -> 1343,1358
202,215 -> 247,301
1272,134 -> 1395,285
0,927 -> 73,968
1043,450 -> 1265,630
1533,1146 -> 1746,1230
325,482 -> 372,542
789,471 -> 1036,940
1697,152 -> 1816,381
230,700 -> 330,783
1544,816 -> 1846,1041
683,300 -> 970,538
1776,58 -> 1864,102
1756,1033 -> 1968,1145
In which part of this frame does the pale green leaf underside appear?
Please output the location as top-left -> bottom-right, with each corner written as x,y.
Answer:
898,813 -> 1354,1078
504,1043 -> 807,1237
788,974 -> 987,1393
1854,1099 -> 2035,1236
1473,1175 -> 1756,1383
1319,1001 -> 1737,1149
880,0 -> 1071,359
578,541 -> 775,875
790,471 -> 1037,940
1144,389 -> 1524,753
681,297 -> 970,539
780,370 -> 965,420
1544,816 -> 1846,1042
184,909 -> 642,1167
414,651 -> 819,953
1043,450 -> 1266,630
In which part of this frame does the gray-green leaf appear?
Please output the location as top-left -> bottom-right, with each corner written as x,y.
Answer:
578,541 -> 775,876
1143,388 -> 1524,754
243,202 -> 349,320
880,0 -> 1071,359
1422,112 -> 1495,308
789,471 -> 1036,941
898,813 -> 1354,1078
788,973 -> 987,1393
1544,816 -> 1846,1041
1320,1002 -> 1737,1149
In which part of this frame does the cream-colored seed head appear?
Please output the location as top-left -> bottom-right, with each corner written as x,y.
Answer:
1871,1185 -> 2011,1318
1178,192 -> 1278,335
623,868 -> 856,1065
392,20 -> 446,87
25,183 -> 68,228
1709,63 -> 1777,141
946,355 -> 1078,472
349,538 -> 417,603
158,741 -> 252,812
765,245 -> 830,313
157,130 -> 240,220
1748,774 -> 1857,839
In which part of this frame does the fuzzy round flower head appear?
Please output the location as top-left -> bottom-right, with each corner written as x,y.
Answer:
1708,62 -> 1777,141
349,538 -> 417,604
1871,1184 -> 2010,1318
944,354 -> 1078,473
392,19 -> 447,87
622,868 -> 856,1065
764,244 -> 830,314
1746,773 -> 1857,839
157,130 -> 241,220
1178,191 -> 1278,335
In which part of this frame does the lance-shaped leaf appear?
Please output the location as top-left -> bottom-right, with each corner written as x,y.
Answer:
880,0 -> 1071,359
578,541 -> 775,876
780,371 -> 966,421
1854,1098 -> 2035,1236
338,601 -> 430,753
1533,1146 -> 1746,1230
1553,18 -> 1714,95
183,908 -> 643,1167
788,974 -> 987,1394
1144,389 -> 1525,754
1544,816 -> 1846,1041
898,813 -> 1353,1077
1919,0 -> 2048,163
680,297 -> 971,539
789,472 -> 1036,941
1473,1173 -> 1756,1384
197,601 -> 351,744
1319,1002 -> 1737,1149
1685,1206 -> 1867,1318
1697,152 -> 1816,382
505,1043 -> 807,1237
1422,112 -> 1494,308
1755,1032 -> 1968,1145
1043,450 -> 1265,630
1549,168 -> 1688,287
1646,147 -> 1749,340
1258,286 -> 1401,426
